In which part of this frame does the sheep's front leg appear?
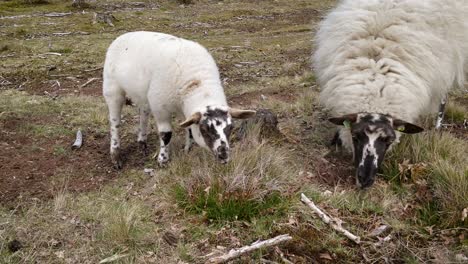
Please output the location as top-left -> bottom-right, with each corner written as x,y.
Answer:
435,96 -> 447,130
184,128 -> 194,153
153,113 -> 173,166
157,130 -> 172,166
138,105 -> 150,155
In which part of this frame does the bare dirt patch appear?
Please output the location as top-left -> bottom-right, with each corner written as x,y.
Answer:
229,88 -> 298,106
0,114 -> 159,206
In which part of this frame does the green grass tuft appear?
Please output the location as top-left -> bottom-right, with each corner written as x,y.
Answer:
383,131 -> 468,227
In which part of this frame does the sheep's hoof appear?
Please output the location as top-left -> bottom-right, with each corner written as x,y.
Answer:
157,153 -> 170,167
138,141 -> 148,156
111,150 -> 123,170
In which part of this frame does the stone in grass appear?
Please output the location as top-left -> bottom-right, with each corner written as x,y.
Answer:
7,239 -> 23,253
162,231 -> 179,246
234,108 -> 279,140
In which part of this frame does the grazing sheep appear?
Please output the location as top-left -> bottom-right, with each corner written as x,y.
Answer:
313,0 -> 468,188
103,31 -> 255,169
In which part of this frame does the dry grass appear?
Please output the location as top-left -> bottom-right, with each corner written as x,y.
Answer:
170,124 -> 298,222
384,131 -> 468,227
1,0 -> 467,263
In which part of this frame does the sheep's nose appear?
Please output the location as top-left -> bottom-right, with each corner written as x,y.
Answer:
216,145 -> 229,162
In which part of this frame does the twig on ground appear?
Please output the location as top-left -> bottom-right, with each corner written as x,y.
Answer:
368,225 -> 389,237
71,130 -> 83,149
373,235 -> 392,247
44,12 -> 72,17
52,32 -> 72,36
44,91 -> 59,100
37,52 -> 62,58
0,54 -> 15,59
80,78 -> 100,88
83,66 -> 103,72
206,234 -> 292,264
99,253 -> 129,263
300,193 -> 361,244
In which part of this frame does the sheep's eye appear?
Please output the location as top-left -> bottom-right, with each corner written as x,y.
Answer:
224,124 -> 233,137
200,123 -> 209,132
380,136 -> 393,146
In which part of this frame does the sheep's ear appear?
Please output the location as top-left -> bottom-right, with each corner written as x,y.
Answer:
392,119 -> 424,134
328,113 -> 358,126
179,112 -> 202,128
229,108 -> 256,119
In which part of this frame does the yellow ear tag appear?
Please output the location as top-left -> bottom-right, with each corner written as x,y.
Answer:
397,126 -> 405,132
343,120 -> 351,129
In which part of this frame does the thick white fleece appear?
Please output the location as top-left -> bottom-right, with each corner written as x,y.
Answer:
314,0 -> 468,123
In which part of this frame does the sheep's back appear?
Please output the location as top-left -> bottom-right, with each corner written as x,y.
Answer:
103,31 -> 221,105
314,0 -> 468,119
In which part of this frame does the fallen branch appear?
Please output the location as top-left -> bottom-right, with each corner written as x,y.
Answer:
52,32 -> 72,36
0,54 -> 15,59
37,52 -> 62,57
80,77 -> 100,88
83,66 -> 103,72
99,253 -> 129,263
300,193 -> 361,244
44,12 -> 72,17
71,130 -> 83,149
206,234 -> 292,264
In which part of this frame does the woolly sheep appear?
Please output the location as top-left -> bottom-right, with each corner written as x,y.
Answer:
103,31 -> 255,169
313,0 -> 468,188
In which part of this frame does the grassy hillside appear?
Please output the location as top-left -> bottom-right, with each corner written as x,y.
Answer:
0,0 -> 467,263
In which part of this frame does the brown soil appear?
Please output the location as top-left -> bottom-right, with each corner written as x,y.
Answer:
0,114 -> 158,207
21,75 -> 103,97
229,88 -> 298,106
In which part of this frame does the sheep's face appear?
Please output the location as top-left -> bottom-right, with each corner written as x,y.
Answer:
180,106 -> 256,163
329,113 -> 424,188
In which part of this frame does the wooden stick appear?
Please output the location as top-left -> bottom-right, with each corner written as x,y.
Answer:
206,234 -> 292,264
99,253 -> 129,263
300,193 -> 361,244
71,130 -> 83,149
80,78 -> 100,88
83,66 -> 103,72
44,12 -> 72,17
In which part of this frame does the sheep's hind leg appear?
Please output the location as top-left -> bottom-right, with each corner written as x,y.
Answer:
137,105 -> 150,155
184,128 -> 194,153
104,87 -> 125,169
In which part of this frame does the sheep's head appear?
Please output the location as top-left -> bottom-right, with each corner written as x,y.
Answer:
180,106 -> 256,163
329,113 -> 424,188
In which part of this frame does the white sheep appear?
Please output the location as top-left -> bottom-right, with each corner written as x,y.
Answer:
103,31 -> 255,169
313,0 -> 468,188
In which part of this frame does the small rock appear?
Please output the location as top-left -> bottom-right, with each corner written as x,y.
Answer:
144,168 -> 155,176
368,225 -> 389,237
7,239 -> 22,252
162,231 -> 178,246
455,254 -> 468,262
235,108 -> 279,140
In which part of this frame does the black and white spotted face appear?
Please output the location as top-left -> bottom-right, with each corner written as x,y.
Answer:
329,113 -> 424,188
199,107 -> 233,163
179,106 -> 256,164
350,114 -> 396,188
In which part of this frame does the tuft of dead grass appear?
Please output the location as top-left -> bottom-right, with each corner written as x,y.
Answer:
169,124 -> 298,222
383,131 -> 468,227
